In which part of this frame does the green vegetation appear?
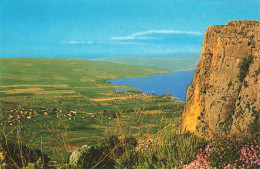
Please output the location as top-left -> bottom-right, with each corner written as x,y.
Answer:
114,120 -> 207,168
237,55 -> 253,82
93,53 -> 200,71
0,57 -> 168,86
0,58 -> 259,168
0,58 -> 183,168
208,139 -> 241,168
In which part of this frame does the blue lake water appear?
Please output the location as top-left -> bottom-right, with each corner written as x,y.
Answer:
108,70 -> 195,101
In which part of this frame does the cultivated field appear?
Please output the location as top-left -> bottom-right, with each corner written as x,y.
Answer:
0,58 -> 184,164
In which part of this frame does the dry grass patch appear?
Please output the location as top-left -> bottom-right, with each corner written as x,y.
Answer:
35,90 -> 76,95
81,78 -> 96,82
3,88 -> 43,94
130,126 -> 140,129
100,103 -> 112,106
91,95 -> 155,102
74,85 -> 123,89
2,88 -> 76,95
0,84 -> 69,88
37,95 -> 82,99
86,113 -> 96,115
143,133 -> 154,138
54,76 -> 69,80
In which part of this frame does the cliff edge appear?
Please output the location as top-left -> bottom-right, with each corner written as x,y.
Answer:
182,20 -> 259,138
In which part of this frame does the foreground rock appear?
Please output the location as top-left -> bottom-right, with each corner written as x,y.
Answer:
69,136 -> 137,168
182,20 -> 259,138
69,145 -> 91,167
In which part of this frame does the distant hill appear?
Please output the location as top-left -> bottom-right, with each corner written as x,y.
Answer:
0,58 -> 169,86
93,53 -> 200,71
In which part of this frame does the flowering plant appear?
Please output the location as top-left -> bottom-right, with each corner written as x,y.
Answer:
183,141 -> 260,169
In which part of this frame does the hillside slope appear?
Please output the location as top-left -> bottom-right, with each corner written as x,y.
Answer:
0,58 -> 168,86
182,20 -> 259,138
93,53 -> 200,71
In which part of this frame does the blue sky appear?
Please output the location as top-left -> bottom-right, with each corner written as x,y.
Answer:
0,0 -> 259,58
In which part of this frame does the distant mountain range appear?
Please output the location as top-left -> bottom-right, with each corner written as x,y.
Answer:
93,53 -> 200,71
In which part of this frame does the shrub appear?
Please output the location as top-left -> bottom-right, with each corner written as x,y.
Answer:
183,145 -> 211,168
208,140 -> 241,168
75,135 -> 137,168
184,140 -> 260,169
1,137 -> 50,169
115,120 -> 208,168
240,141 -> 260,168
237,55 -> 253,82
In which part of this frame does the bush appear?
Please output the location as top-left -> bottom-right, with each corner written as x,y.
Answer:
237,55 -> 253,82
208,140 -> 241,168
1,137 -> 50,169
75,136 -> 137,169
239,141 -> 260,168
183,139 -> 260,169
115,120 -> 208,168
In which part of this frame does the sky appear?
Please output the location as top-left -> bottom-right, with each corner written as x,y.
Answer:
0,0 -> 259,58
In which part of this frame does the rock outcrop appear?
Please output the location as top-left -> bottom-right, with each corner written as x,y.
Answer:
69,145 -> 91,168
182,20 -> 259,138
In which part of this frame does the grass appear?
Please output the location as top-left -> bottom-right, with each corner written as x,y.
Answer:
0,57 -> 170,108
1,57 -> 257,168
0,58 -> 168,85
0,95 -> 184,167
109,117 -> 207,168
0,57 -> 184,167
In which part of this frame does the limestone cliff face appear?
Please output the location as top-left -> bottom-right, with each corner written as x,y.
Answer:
182,20 -> 260,138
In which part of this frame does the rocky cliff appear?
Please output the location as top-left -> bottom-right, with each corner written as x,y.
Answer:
182,20 -> 259,138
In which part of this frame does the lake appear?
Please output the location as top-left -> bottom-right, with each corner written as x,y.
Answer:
108,70 -> 195,101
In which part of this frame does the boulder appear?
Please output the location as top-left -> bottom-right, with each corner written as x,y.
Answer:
69,145 -> 91,167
